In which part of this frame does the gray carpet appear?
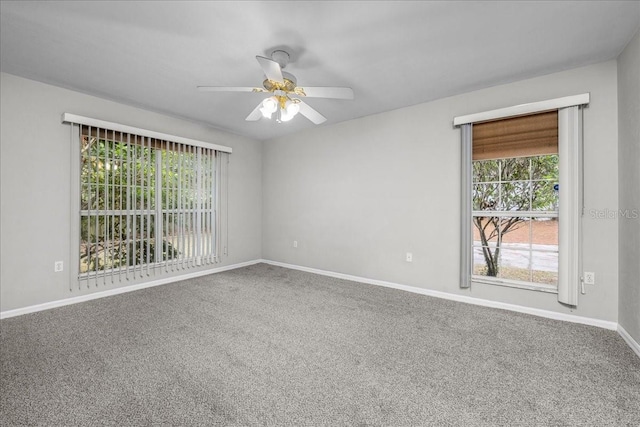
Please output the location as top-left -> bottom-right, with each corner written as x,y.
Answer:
1,263 -> 639,426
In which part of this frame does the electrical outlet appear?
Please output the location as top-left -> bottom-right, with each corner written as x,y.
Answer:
54,261 -> 64,272
406,252 -> 413,262
293,240 -> 298,248
584,272 -> 595,285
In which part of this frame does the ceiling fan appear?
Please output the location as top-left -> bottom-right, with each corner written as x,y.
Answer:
197,50 -> 354,125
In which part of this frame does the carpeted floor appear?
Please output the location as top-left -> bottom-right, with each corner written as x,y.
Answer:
1,263 -> 639,426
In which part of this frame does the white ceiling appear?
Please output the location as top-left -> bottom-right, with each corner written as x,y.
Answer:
1,1 -> 639,141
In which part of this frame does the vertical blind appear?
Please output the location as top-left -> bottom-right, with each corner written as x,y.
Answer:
64,114 -> 231,289
557,106 -> 581,306
460,124 -> 473,289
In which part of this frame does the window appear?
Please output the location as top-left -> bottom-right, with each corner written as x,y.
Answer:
472,154 -> 559,288
454,94 -> 588,305
65,114 -> 231,288
471,111 -> 559,291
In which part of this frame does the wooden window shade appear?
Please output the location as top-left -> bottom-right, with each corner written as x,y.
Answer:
472,110 -> 558,160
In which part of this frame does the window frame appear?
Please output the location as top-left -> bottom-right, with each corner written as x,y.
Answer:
471,154 -> 560,293
455,95 -> 588,306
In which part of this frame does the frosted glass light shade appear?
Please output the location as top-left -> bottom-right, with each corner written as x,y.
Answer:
280,100 -> 300,122
260,97 -> 278,118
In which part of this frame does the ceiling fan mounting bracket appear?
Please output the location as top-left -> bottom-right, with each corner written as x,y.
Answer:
270,50 -> 290,69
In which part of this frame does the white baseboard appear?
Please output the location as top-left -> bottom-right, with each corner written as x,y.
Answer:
4,258 -> 636,359
618,324 -> 640,359
260,259 -> 619,331
0,260 -> 262,320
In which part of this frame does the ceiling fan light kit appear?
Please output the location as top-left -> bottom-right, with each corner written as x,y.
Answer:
259,95 -> 300,123
198,49 -> 354,125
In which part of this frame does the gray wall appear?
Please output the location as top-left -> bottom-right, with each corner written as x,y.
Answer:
0,73 -> 262,312
0,59 -> 626,326
617,29 -> 640,343
263,61 -> 620,322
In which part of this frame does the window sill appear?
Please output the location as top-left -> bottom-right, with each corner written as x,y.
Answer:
471,276 -> 559,294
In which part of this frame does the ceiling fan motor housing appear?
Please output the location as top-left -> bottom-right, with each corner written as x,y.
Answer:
263,71 -> 297,92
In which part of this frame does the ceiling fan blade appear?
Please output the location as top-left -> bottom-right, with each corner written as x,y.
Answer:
297,86 -> 354,100
256,55 -> 284,83
197,86 -> 264,93
298,100 -> 327,125
245,102 -> 264,121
